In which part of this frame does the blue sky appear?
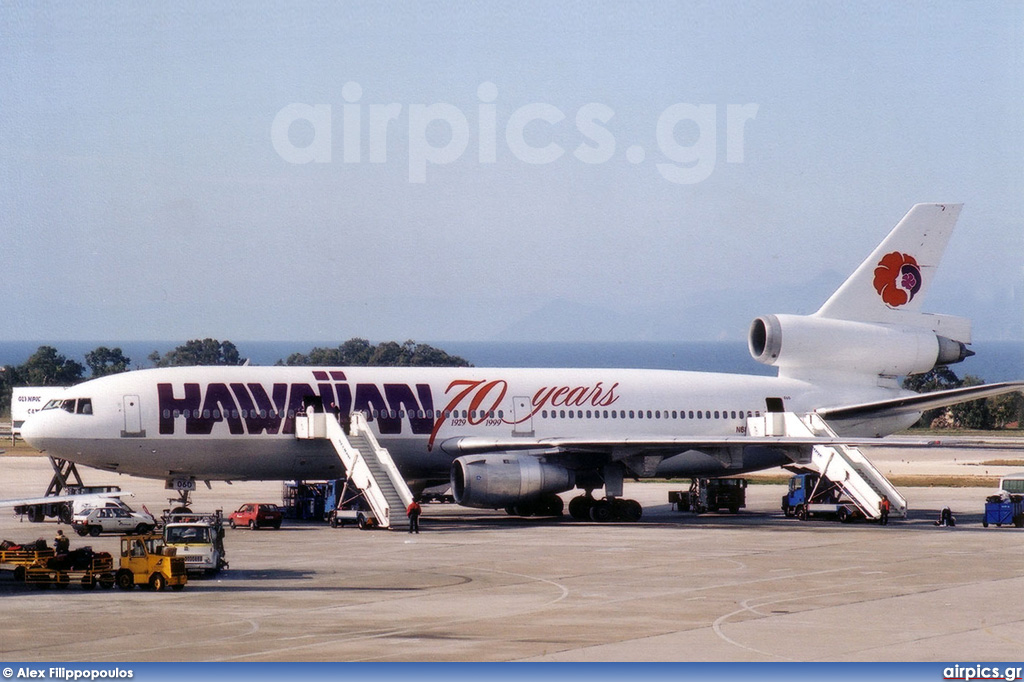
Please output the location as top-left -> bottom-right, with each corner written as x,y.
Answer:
2,1 -> 1021,342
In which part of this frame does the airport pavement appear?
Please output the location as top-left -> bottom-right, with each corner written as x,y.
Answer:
1,451 -> 1022,662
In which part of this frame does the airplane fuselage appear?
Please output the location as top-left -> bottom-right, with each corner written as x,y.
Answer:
21,365 -> 917,484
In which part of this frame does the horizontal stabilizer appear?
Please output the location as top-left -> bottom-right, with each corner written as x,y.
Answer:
817,381 -> 1024,422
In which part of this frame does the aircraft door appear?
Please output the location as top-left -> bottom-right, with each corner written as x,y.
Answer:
122,395 -> 145,437
512,396 -> 534,437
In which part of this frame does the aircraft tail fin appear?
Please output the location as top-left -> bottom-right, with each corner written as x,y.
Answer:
816,203 -> 967,339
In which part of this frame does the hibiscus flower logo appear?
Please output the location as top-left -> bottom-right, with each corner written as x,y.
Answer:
873,251 -> 922,308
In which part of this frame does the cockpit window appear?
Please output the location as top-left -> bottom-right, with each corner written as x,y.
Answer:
43,398 -> 94,415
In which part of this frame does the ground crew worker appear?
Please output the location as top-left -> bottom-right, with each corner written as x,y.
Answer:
54,529 -> 70,554
878,495 -> 891,526
406,499 -> 421,534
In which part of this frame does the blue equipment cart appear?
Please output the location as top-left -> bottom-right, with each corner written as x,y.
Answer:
982,495 -> 1024,528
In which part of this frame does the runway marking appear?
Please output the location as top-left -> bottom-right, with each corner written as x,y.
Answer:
207,565 -> 571,662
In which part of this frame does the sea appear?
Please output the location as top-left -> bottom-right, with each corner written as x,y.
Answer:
1,340 -> 1021,383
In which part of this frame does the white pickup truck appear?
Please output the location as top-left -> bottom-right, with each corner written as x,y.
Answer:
162,512 -> 228,575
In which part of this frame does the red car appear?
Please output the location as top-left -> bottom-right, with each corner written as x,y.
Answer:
228,503 -> 283,530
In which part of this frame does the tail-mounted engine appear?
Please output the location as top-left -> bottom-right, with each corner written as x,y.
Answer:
749,314 -> 972,378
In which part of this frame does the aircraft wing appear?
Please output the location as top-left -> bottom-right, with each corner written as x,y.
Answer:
440,434 -> 883,457
816,381 -> 1024,422
0,491 -> 129,509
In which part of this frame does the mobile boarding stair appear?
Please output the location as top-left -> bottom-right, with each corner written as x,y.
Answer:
294,411 -> 414,529
748,412 -> 907,520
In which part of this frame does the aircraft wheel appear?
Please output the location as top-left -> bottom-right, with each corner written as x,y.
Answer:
568,496 -> 592,520
511,502 -> 536,517
617,499 -> 643,522
589,501 -> 613,522
539,494 -> 564,517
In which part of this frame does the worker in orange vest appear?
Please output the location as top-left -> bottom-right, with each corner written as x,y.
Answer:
406,499 -> 422,534
879,495 -> 891,526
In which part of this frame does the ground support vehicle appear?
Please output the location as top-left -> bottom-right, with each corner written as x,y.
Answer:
22,548 -> 116,590
162,511 -> 227,575
982,494 -> 1024,528
116,534 -> 187,591
1,542 -> 54,583
670,478 -> 747,514
325,479 -> 378,529
782,473 -> 863,522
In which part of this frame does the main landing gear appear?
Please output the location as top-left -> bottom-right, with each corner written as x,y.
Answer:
570,464 -> 643,522
568,493 -> 643,522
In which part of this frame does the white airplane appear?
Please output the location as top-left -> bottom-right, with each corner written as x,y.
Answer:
19,204 -> 1023,521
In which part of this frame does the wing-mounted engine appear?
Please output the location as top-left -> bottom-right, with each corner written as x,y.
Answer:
450,454 -> 575,509
749,314 -> 972,379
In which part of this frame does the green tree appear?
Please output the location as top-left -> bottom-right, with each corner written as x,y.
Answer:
990,391 -> 1024,429
0,366 -> 13,417
278,339 -> 470,367
85,346 -> 131,377
17,346 -> 85,386
950,374 -> 994,429
902,366 -> 963,427
150,339 -> 244,367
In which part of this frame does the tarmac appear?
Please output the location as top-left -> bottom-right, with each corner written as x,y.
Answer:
1,444 -> 1023,663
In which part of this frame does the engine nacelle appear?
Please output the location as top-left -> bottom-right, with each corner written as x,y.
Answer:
451,454 -> 575,509
749,314 -> 971,377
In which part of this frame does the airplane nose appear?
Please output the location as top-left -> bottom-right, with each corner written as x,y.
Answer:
20,416 -> 45,450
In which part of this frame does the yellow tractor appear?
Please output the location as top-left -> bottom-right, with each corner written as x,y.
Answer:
115,534 -> 187,591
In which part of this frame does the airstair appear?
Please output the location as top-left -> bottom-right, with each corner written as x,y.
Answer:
748,412 -> 907,519
294,411 -> 414,529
